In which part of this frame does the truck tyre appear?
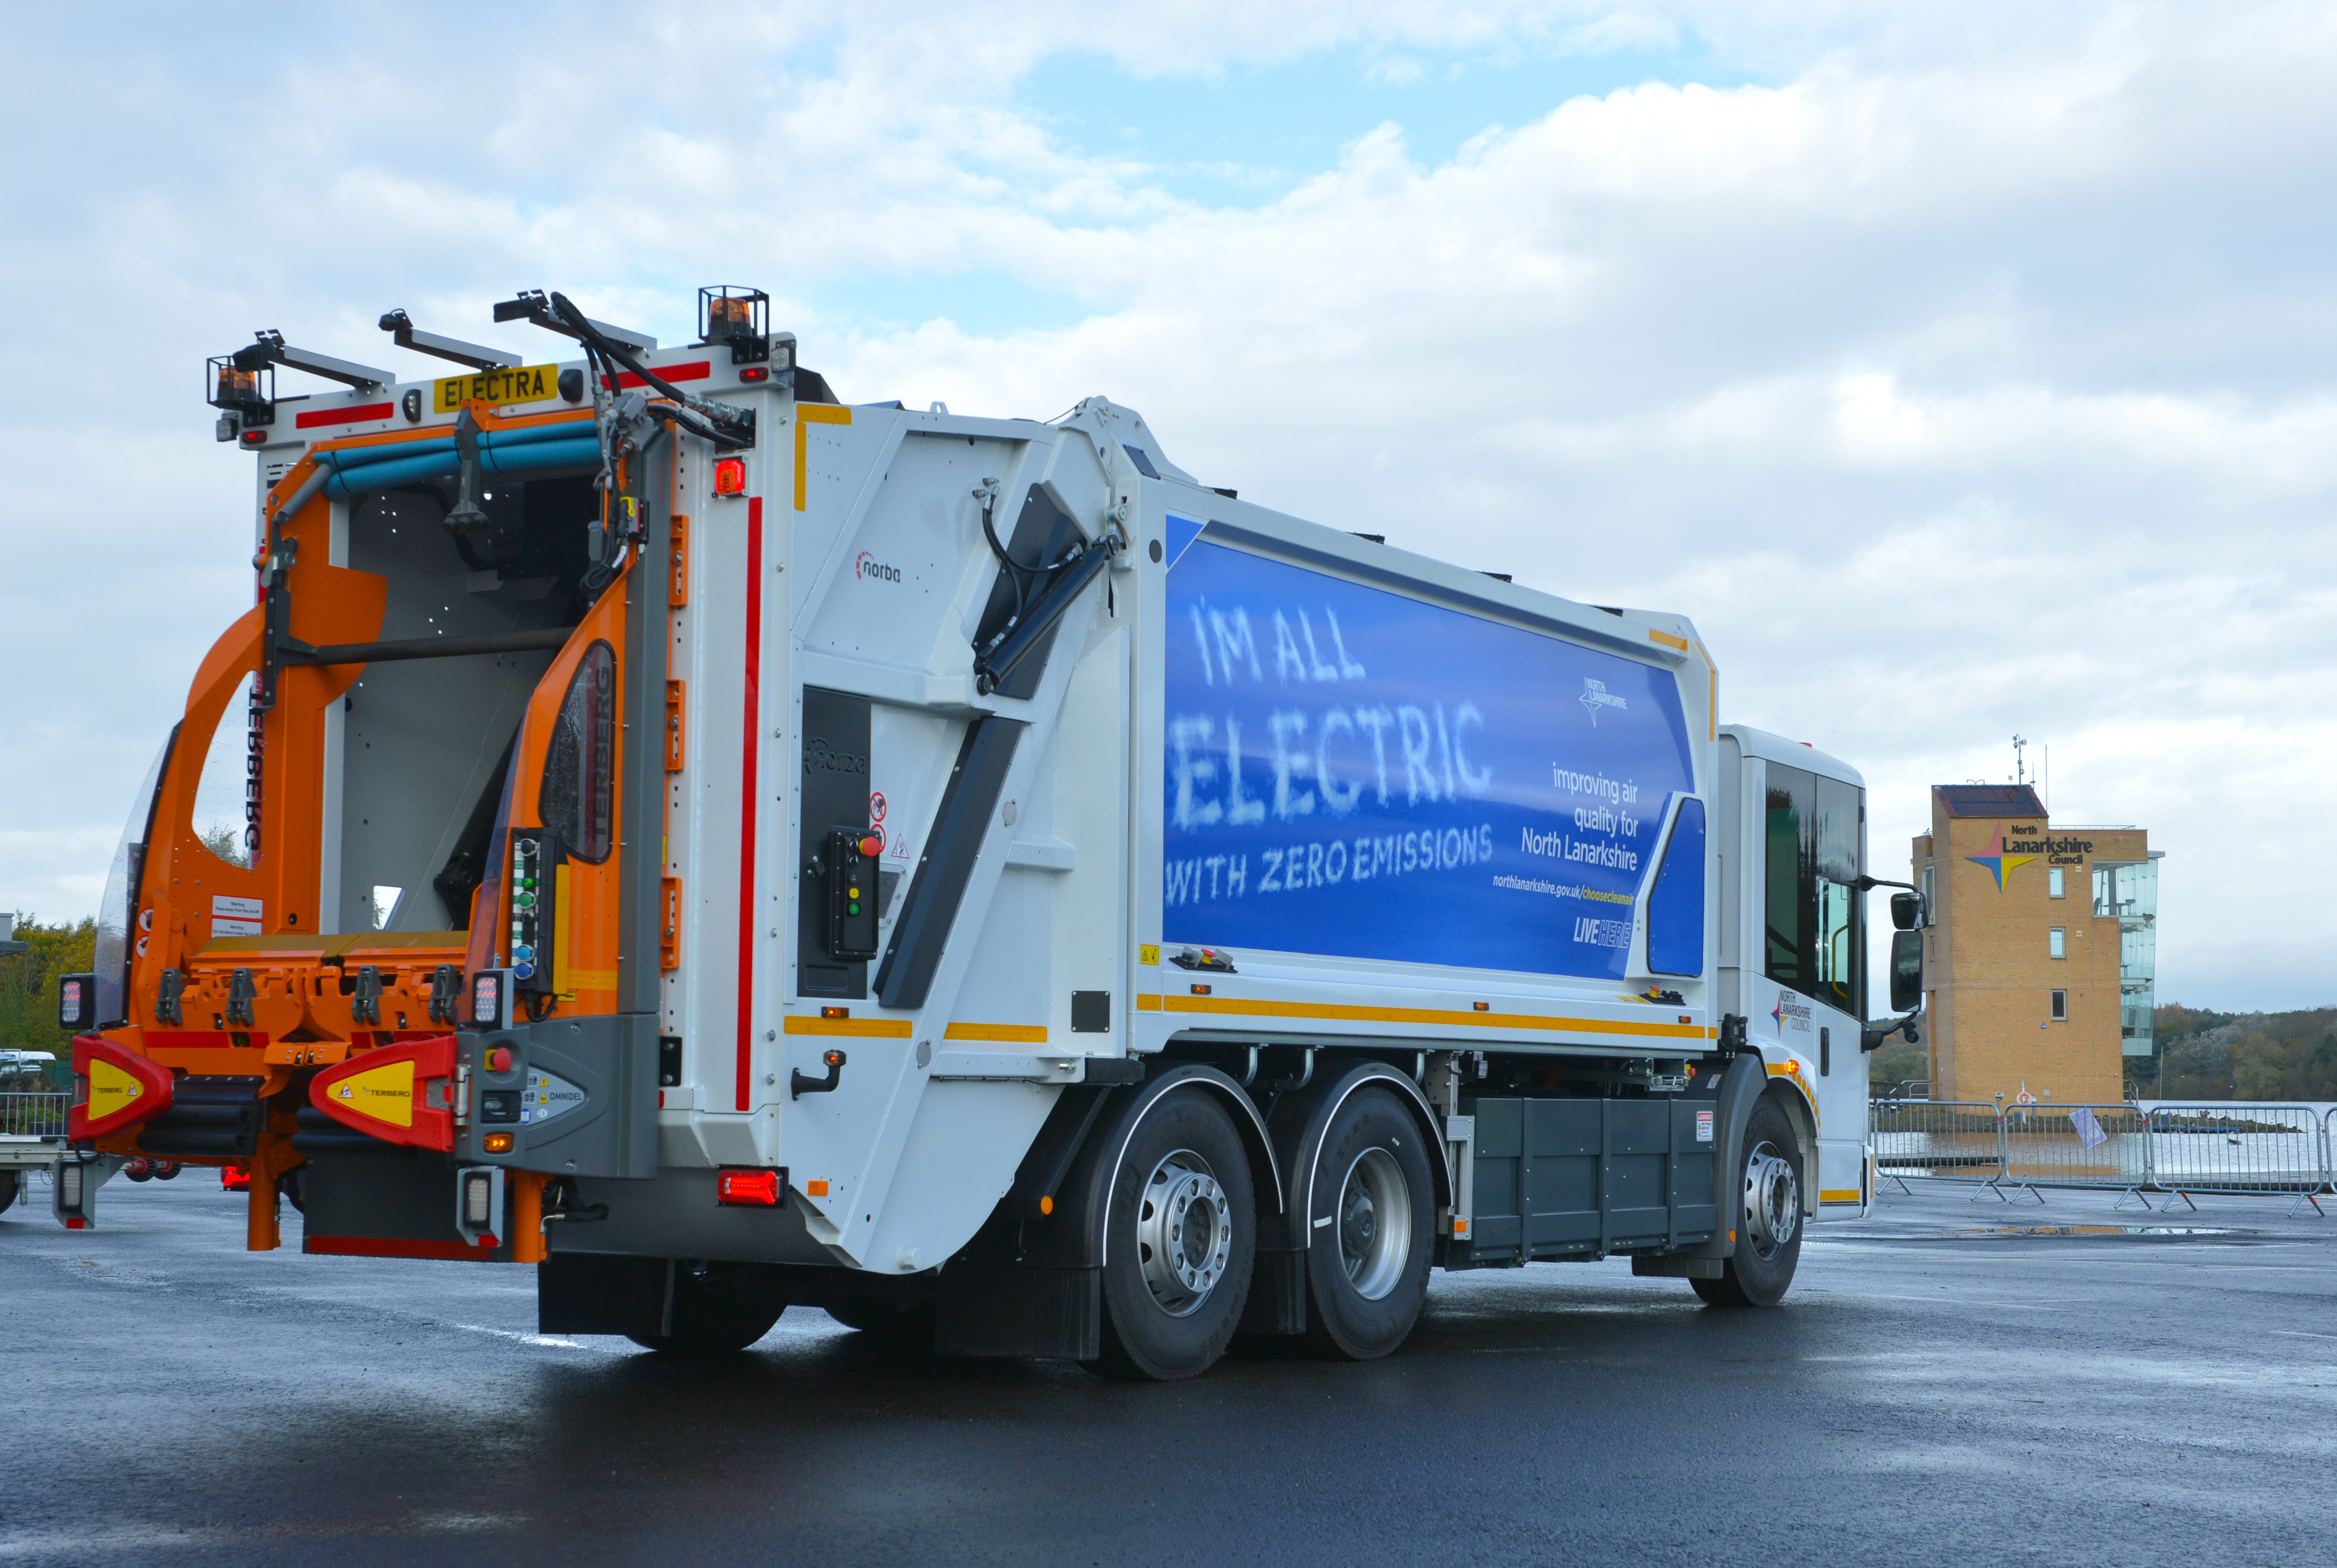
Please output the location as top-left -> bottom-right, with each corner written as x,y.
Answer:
626,1268 -> 785,1354
1093,1088 -> 1256,1381
1694,1097 -> 1803,1308
1304,1088 -> 1433,1359
0,1170 -> 19,1211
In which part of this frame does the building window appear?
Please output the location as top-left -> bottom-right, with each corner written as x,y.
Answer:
2051,989 -> 2067,1021
2048,867 -> 2064,899
2048,926 -> 2066,959
1920,865 -> 1935,925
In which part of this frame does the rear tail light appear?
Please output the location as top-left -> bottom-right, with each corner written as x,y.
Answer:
713,458 -> 747,496
223,1164 -> 251,1191
717,1168 -> 782,1206
58,974 -> 97,1031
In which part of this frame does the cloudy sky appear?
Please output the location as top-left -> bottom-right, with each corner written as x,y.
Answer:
4,3 -> 2332,1011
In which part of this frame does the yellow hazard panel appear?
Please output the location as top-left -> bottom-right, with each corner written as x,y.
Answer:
434,364 -> 561,413
329,1057 -> 416,1129
87,1057 -> 147,1118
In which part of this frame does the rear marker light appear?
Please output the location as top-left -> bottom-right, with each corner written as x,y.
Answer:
718,1169 -> 782,1206
713,457 -> 747,496
1190,984 -> 1211,996
1472,1001 -> 1489,1012
483,1132 -> 514,1154
821,1006 -> 847,1019
807,1180 -> 830,1197
738,365 -> 770,382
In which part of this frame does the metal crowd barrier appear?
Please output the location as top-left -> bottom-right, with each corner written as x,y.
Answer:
2000,1102 -> 2153,1207
0,1091 -> 68,1139
1873,1101 -> 2007,1187
1870,1099 -> 2334,1215
2147,1105 -> 2326,1216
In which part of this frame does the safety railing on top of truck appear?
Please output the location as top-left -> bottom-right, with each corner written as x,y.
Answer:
1871,1099 -> 2333,1216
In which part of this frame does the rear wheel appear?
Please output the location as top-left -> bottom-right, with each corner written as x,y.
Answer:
626,1267 -> 785,1354
1093,1088 -> 1256,1381
0,1170 -> 19,1212
1304,1088 -> 1433,1359
1695,1097 -> 1804,1308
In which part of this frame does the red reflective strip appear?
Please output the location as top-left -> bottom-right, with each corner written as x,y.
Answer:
295,402 -> 395,429
737,495 -> 762,1111
303,1235 -> 496,1260
605,360 -> 712,391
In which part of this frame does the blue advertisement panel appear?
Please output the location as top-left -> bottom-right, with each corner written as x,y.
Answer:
1162,530 -> 1697,978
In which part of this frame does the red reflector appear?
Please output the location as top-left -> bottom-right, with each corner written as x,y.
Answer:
713,457 -> 747,495
240,429 -> 267,446
718,1169 -> 782,1206
738,365 -> 770,382
295,401 -> 394,430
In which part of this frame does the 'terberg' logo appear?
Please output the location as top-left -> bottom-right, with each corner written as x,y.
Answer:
855,551 -> 902,583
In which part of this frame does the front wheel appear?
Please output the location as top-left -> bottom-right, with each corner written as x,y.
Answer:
1695,1096 -> 1804,1309
1092,1087 -> 1256,1381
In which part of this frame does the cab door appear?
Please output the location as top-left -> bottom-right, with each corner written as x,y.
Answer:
1761,761 -> 1870,1213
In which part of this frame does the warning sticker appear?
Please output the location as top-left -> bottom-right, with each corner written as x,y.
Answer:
1695,1109 -> 1714,1143
212,894 -> 263,938
520,1068 -> 587,1127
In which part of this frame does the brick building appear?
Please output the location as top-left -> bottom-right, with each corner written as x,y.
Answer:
1911,785 -> 2159,1105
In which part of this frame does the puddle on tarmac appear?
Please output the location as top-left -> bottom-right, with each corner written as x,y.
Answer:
1954,1224 -> 2243,1238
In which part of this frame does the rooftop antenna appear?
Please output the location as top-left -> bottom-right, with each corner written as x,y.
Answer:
2012,734 -> 2028,787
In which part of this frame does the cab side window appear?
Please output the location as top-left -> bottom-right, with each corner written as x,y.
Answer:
1764,762 -> 1861,1015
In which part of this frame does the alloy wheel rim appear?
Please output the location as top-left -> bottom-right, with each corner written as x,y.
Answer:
1137,1148 -> 1231,1317
1335,1146 -> 1412,1301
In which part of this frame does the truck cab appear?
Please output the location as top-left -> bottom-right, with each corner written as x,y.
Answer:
1719,726 -> 1873,1216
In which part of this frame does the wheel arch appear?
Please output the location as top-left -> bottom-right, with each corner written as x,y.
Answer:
1760,1081 -> 1821,1220
1076,1064 -> 1282,1270
1273,1061 -> 1452,1251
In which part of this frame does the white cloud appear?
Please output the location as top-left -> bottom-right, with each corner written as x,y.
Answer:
2,2 -> 2334,1012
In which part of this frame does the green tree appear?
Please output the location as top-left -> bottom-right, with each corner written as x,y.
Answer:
0,914 -> 95,1087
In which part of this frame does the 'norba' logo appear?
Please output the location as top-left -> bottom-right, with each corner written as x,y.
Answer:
1580,677 -> 1627,725
855,552 -> 902,584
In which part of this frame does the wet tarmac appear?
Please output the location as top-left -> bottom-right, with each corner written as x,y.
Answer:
4,1174 -> 2333,1566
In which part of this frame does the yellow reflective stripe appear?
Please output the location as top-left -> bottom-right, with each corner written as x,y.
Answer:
944,1022 -> 1048,1043
1159,993 -> 1705,1039
782,1015 -> 911,1038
